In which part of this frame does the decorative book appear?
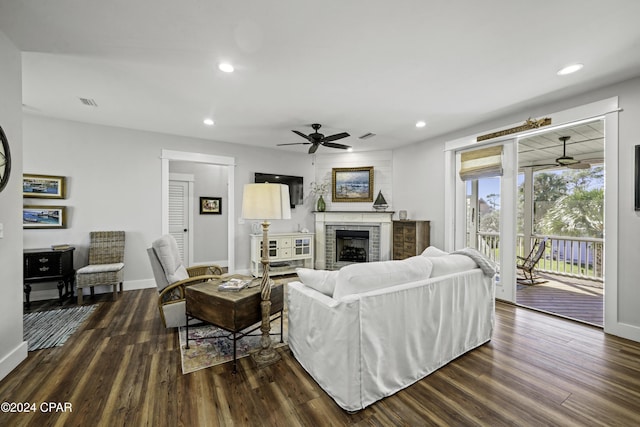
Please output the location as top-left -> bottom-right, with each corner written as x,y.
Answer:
218,278 -> 251,292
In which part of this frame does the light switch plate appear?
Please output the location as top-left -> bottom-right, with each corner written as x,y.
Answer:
0,222 -> 3,238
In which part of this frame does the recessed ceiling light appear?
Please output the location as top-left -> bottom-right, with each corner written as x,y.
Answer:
416,121 -> 426,128
203,118 -> 214,126
347,147 -> 354,152
218,63 -> 234,73
557,63 -> 583,76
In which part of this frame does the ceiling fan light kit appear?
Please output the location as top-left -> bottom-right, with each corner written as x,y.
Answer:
277,123 -> 351,154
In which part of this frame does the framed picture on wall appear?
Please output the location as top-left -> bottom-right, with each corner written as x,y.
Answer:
200,196 -> 222,214
332,166 -> 374,202
23,205 -> 67,228
23,174 -> 66,199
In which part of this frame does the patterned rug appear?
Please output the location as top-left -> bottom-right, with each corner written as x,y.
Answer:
23,305 -> 98,351
178,317 -> 287,374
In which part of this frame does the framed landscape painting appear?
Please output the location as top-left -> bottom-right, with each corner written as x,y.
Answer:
23,206 -> 67,228
332,166 -> 374,202
23,174 -> 66,199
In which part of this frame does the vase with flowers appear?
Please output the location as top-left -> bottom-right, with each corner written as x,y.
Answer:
310,181 -> 329,212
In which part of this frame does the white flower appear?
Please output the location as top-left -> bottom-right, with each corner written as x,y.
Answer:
310,181 -> 329,196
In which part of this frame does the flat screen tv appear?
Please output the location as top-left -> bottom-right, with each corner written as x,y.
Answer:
254,172 -> 303,208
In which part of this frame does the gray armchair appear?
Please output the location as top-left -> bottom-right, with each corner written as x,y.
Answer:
76,231 -> 125,304
147,234 -> 223,328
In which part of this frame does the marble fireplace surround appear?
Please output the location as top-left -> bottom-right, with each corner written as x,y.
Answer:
314,211 -> 394,270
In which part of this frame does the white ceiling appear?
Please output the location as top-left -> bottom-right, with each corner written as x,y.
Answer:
1,0 -> 639,153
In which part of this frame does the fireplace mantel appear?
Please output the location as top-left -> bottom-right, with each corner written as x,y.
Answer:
314,211 -> 394,270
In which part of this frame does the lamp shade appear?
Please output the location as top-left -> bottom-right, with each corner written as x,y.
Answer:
241,183 -> 292,220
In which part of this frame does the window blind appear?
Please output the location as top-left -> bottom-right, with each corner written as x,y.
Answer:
459,145 -> 503,181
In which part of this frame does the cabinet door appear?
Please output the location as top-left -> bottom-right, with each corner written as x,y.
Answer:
293,237 -> 311,257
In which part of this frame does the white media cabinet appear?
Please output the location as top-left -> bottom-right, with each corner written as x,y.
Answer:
250,232 -> 314,277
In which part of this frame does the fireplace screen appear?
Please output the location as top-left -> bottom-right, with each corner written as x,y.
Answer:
336,230 -> 369,263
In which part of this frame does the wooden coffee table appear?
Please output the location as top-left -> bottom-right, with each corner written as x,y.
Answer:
184,276 -> 284,373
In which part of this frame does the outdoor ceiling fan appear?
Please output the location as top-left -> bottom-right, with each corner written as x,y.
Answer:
533,136 -> 591,170
277,123 -> 351,154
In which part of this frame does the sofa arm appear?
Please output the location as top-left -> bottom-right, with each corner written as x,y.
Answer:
287,281 -> 364,411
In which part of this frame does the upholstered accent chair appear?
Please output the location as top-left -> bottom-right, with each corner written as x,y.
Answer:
76,231 -> 125,304
147,234 -> 224,328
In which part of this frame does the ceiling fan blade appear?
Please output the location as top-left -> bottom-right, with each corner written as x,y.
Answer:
277,142 -> 311,146
568,162 -> 591,169
308,143 -> 320,154
322,142 -> 351,150
292,130 -> 311,140
322,132 -> 350,142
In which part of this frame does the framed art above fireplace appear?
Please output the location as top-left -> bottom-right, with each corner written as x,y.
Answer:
332,166 -> 374,202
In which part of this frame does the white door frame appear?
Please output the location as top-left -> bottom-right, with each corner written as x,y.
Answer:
161,150 -> 236,273
444,98 -> 619,329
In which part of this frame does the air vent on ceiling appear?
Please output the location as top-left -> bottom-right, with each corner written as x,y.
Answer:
79,97 -> 98,107
359,132 -> 376,140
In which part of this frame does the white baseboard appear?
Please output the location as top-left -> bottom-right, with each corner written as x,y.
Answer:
0,341 -> 28,382
25,279 -> 157,303
192,259 -> 229,268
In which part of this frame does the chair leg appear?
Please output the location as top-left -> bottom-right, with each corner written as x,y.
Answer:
78,289 -> 83,305
112,284 -> 118,300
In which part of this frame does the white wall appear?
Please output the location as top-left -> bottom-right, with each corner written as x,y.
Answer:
394,75 -> 640,341
392,142 -> 445,246
22,115 -> 314,296
0,30 -> 26,381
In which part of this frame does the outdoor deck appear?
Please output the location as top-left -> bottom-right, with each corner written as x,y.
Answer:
516,273 -> 603,327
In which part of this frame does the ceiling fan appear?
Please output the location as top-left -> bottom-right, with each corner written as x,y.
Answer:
277,123 -> 351,154
533,136 -> 591,170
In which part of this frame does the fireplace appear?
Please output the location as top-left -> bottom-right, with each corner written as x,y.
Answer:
336,230 -> 369,263
314,211 -> 393,270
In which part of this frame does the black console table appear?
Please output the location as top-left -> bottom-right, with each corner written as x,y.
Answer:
24,247 -> 76,308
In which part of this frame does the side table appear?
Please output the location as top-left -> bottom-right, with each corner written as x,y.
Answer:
24,247 -> 76,308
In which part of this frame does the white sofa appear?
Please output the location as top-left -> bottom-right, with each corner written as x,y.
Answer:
287,249 -> 495,412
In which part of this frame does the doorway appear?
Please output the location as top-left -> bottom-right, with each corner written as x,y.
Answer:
445,97 -> 620,333
515,120 -> 604,326
161,150 -> 236,273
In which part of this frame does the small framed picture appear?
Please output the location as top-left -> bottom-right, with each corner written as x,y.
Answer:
23,205 -> 67,229
332,166 -> 374,202
23,174 -> 66,199
200,196 -> 222,214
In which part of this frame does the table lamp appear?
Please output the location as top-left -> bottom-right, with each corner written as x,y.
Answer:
241,182 -> 291,367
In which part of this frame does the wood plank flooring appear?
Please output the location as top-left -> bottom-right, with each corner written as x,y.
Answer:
2,288 -> 639,426
517,273 -> 603,326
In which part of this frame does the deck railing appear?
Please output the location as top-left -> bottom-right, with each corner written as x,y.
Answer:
475,232 -> 603,281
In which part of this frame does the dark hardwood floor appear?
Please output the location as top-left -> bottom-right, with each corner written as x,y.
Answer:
3,288 -> 640,426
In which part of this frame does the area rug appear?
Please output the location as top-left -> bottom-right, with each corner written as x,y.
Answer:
23,305 -> 98,351
178,317 -> 287,374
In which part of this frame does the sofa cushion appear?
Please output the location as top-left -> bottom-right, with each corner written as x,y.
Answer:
421,246 -> 449,257
152,235 -> 189,284
296,268 -> 338,297
429,254 -> 478,278
333,256 -> 433,300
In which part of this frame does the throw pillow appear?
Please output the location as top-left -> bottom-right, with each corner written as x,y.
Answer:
421,246 -> 449,257
296,268 -> 338,297
333,256 -> 433,300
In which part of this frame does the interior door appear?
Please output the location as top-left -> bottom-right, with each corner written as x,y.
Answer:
169,180 -> 189,264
